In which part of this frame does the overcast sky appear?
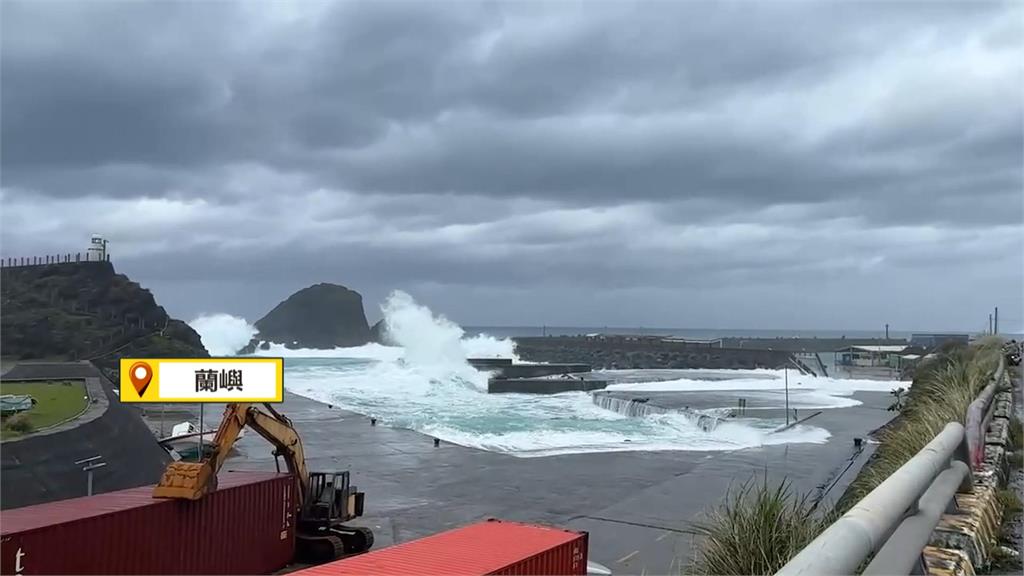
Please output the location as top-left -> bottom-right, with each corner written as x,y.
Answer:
2,0 -> 1022,332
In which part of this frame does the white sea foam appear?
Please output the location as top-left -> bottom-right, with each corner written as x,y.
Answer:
230,291 -> 834,456
192,292 -> 884,456
189,313 -> 257,356
257,342 -> 405,361
604,369 -> 904,410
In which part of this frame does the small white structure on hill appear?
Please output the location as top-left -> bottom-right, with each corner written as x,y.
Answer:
87,234 -> 108,261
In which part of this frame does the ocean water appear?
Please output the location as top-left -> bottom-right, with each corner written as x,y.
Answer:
190,291 -> 904,458
462,326 -> 914,340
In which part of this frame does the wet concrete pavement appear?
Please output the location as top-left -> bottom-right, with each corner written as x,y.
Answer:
224,389 -> 895,573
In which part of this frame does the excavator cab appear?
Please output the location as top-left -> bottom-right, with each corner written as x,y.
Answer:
295,471 -> 373,561
302,472 -> 365,525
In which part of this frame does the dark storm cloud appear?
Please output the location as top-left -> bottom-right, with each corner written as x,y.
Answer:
1,1 -> 243,169
1,0 -> 1021,330
5,0 -> 1018,205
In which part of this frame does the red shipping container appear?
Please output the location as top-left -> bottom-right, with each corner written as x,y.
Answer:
294,519 -> 587,576
1,471 -> 295,575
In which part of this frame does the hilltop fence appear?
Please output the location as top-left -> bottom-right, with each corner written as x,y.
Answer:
0,253 -> 110,268
0,251 -> 166,360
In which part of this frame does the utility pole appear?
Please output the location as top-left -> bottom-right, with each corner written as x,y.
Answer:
197,405 -> 205,461
75,456 -> 106,496
785,366 -> 790,426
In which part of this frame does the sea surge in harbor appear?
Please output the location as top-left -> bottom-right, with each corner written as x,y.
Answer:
191,292 -> 903,457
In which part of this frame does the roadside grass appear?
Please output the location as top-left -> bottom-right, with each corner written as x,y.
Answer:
1008,414 -> 1022,451
990,489 -> 1024,574
1008,413 -> 1023,470
996,489 -> 1022,517
1009,451 -> 1023,469
0,380 -> 88,440
837,340 -> 1001,511
683,475 -> 835,575
988,546 -> 1022,573
684,339 -> 1005,575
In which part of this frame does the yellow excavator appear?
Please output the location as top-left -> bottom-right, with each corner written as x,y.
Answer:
152,403 -> 374,562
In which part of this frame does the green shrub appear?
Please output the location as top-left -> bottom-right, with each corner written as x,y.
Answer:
6,417 -> 34,433
989,544 -> 1023,573
684,475 -> 833,575
996,489 -> 1022,516
1008,451 -> 1023,469
1007,415 -> 1022,451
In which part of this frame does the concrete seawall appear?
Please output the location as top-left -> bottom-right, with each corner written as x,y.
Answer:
591,391 -> 723,432
487,378 -> 609,394
514,336 -> 796,370
467,358 -> 514,369
483,363 -> 592,378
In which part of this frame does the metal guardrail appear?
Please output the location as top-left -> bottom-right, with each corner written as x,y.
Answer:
74,455 -> 107,496
0,253 -> 111,267
966,357 -> 1005,469
777,422 -> 972,576
778,354 -> 1008,576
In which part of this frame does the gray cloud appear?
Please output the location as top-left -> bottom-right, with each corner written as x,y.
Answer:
1,0 -> 1022,331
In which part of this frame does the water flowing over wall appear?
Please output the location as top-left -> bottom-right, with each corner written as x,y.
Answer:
591,392 -> 725,432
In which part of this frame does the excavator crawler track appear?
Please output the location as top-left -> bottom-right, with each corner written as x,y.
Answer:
295,533 -> 347,564
331,525 -> 374,554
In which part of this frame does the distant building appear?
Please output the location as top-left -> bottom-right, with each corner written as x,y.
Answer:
86,234 -> 108,261
835,345 -> 908,368
661,338 -> 724,348
909,333 -> 969,349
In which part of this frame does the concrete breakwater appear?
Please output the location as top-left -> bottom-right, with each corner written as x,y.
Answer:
472,362 -> 592,379
592,391 -> 724,432
514,336 -> 796,370
721,337 -> 910,353
488,377 -> 609,394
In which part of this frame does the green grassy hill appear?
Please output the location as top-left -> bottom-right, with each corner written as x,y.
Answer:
0,262 -> 207,370
1,380 -> 88,439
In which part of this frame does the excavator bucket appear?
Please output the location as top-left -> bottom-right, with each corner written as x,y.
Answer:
152,461 -> 218,500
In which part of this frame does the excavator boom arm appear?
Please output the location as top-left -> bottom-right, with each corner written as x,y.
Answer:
246,405 -> 309,499
152,403 -> 309,508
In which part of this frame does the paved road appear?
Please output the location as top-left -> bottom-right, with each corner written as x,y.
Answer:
1005,364 -> 1023,565
224,389 -> 894,573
